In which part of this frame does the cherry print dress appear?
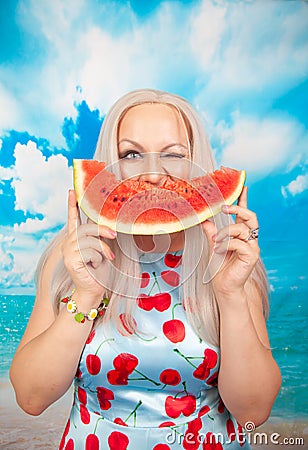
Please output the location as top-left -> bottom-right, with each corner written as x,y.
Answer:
59,251 -> 251,450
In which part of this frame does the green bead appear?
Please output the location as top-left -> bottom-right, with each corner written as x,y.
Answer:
102,297 -> 110,307
75,312 -> 85,323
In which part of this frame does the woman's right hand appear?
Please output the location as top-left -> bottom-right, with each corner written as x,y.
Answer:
61,190 -> 117,305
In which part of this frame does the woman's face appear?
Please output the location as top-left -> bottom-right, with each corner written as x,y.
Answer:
117,103 -> 191,184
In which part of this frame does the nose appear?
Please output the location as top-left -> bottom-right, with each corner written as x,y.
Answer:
140,153 -> 166,185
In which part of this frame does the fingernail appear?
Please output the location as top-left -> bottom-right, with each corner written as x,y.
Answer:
109,230 -> 117,237
222,205 -> 229,212
108,250 -> 115,260
212,234 -> 217,242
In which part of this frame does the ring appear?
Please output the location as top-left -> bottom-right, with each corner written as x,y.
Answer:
246,227 -> 259,241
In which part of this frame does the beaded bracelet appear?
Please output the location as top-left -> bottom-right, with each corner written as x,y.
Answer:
60,289 -> 110,323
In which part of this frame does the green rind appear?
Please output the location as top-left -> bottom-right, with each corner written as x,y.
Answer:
73,159 -> 246,235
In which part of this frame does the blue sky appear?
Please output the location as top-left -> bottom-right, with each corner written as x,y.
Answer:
0,0 -> 307,294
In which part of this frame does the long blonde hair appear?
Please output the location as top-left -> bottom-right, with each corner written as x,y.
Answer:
35,88 -> 269,346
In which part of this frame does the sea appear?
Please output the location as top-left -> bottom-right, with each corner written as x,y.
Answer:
0,239 -> 307,421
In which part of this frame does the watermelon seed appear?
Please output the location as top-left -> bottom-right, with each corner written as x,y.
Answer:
121,197 -> 126,202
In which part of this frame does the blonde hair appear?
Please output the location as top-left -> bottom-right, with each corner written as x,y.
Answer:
35,88 -> 269,346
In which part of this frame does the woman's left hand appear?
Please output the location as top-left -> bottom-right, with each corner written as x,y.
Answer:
202,186 -> 260,299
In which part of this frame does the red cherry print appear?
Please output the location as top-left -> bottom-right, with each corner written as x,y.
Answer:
183,417 -> 202,450
153,292 -> 172,312
86,354 -> 101,375
165,394 -> 196,418
159,369 -> 181,386
206,370 -> 218,386
226,418 -> 236,442
153,445 -> 171,450
75,367 -> 82,379
165,396 -> 182,419
188,417 -> 202,433
161,270 -> 180,287
218,398 -> 225,414
164,253 -> 182,268
137,293 -> 154,310
193,362 -> 210,380
203,432 -> 223,450
59,419 -> 70,450
204,349 -> 218,369
85,433 -> 99,450
137,293 -> 171,312
77,387 -> 87,405
181,395 -> 197,416
86,329 -> 96,344
107,369 -> 129,385
107,353 -> 139,385
64,439 -> 74,450
113,353 -> 138,373
163,319 -> 185,343
96,386 -> 114,410
141,272 -> 150,288
108,431 -> 129,450
198,404 -> 210,417
114,417 -> 128,426
80,404 -> 90,424
159,421 -> 176,427
237,422 -> 245,447
119,313 -> 137,335
193,349 -> 218,380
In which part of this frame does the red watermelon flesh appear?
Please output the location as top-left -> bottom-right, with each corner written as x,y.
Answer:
73,159 -> 246,235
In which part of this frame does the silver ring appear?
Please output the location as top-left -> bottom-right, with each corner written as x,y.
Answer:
246,227 -> 259,241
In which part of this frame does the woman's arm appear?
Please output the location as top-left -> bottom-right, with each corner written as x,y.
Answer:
217,285 -> 281,427
202,187 -> 281,427
10,191 -> 116,415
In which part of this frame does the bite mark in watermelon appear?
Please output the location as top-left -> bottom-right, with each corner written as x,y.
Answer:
73,159 -> 246,235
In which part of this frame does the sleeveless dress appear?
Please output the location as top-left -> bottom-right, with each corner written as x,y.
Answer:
59,251 -> 251,450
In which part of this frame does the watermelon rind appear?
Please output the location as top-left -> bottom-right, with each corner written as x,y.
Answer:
73,160 -> 246,235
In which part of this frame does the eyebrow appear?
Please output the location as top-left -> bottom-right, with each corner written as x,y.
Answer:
118,139 -> 188,152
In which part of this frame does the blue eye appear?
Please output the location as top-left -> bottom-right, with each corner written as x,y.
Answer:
121,151 -> 142,160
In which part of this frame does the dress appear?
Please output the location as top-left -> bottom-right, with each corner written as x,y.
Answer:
59,251 -> 250,450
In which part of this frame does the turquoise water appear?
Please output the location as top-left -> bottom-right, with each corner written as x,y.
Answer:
1,240 -> 307,420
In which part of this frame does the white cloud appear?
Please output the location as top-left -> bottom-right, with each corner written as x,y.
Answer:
1,0 -> 196,143
11,141 -> 72,232
0,226 -> 54,293
0,83 -> 21,134
218,115 -> 308,177
282,174 -> 308,198
189,1 -> 227,69
0,165 -> 16,181
192,1 -> 308,117
77,3 -> 194,114
1,0 -> 307,147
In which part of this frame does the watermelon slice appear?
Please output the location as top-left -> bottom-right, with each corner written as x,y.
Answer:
73,159 -> 245,235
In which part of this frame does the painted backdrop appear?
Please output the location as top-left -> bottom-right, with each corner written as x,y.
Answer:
0,0 -> 307,424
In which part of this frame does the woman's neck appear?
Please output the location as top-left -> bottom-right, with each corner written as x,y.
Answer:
134,231 -> 184,253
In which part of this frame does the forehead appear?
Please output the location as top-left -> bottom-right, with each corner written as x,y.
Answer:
118,103 -> 188,141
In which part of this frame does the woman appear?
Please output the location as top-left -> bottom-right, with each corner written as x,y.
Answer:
10,89 -> 281,449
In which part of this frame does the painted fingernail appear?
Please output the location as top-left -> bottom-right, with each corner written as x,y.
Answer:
109,229 -> 117,237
